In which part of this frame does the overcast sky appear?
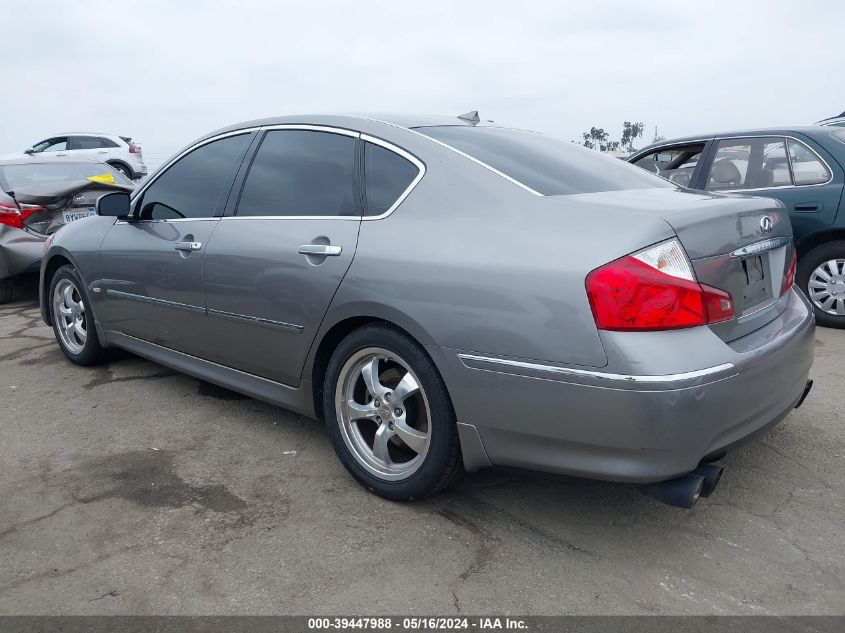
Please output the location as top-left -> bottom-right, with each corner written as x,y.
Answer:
3,1 -> 844,167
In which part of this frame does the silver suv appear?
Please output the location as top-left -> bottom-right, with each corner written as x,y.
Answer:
10,133 -> 148,180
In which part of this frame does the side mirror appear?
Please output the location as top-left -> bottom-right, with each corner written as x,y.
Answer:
24,148 -> 34,155
96,191 -> 131,218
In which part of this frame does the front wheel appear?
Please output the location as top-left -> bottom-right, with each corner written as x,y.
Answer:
49,265 -> 109,365
323,324 -> 462,500
798,241 -> 845,329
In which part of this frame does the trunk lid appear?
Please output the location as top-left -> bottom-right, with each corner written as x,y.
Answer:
565,187 -> 793,341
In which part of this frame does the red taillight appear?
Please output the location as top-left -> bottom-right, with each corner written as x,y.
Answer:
0,202 -> 46,229
129,143 -> 141,154
783,248 -> 797,294
586,239 -> 735,331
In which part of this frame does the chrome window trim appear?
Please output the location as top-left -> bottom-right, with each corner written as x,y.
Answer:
709,134 -> 834,193
457,352 -> 735,384
344,115 -> 543,197
360,133 -> 426,220
260,123 -> 360,138
129,128 -> 260,206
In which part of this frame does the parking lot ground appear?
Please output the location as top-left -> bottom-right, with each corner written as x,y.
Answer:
1,287 -> 843,615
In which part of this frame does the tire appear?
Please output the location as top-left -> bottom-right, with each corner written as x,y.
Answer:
0,280 -> 22,304
48,265 -> 109,365
323,324 -> 463,500
797,240 -> 845,329
108,162 -> 132,179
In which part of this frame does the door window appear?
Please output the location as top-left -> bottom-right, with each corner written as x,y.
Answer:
31,137 -> 68,153
136,133 -> 252,220
706,137 -> 826,190
788,139 -> 830,185
632,143 -> 704,187
236,130 -> 358,217
70,136 -> 118,150
364,141 -> 420,215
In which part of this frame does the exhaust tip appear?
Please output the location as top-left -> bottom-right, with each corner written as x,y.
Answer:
639,473 -> 706,509
693,463 -> 724,497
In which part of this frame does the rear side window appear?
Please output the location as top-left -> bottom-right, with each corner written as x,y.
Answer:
364,141 -> 420,215
236,130 -> 358,217
71,136 -> 117,150
137,133 -> 251,220
788,139 -> 830,185
415,125 -> 670,196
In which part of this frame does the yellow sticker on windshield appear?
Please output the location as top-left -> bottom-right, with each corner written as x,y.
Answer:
86,173 -> 116,184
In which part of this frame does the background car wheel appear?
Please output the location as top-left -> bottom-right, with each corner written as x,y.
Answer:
49,265 -> 109,365
798,241 -> 845,329
109,163 -> 132,179
323,324 -> 462,500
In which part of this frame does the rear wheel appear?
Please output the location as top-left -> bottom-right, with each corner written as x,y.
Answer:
49,266 -> 109,365
323,324 -> 462,500
109,162 -> 132,179
798,241 -> 845,329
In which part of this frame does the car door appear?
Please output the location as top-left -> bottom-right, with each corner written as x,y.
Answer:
203,126 -> 364,386
97,131 -> 255,359
702,135 -> 844,240
28,136 -> 69,160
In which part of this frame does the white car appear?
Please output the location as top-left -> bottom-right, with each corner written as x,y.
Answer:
7,133 -> 147,180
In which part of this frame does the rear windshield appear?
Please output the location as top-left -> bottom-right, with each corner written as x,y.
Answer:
0,162 -> 132,190
415,125 -> 672,196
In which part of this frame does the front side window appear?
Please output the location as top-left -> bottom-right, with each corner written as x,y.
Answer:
788,139 -> 830,185
364,141 -> 420,215
632,143 -> 704,187
415,125 -> 670,196
32,137 -> 68,153
137,133 -> 251,220
236,130 -> 358,217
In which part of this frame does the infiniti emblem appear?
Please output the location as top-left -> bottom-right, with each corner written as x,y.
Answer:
760,215 -> 774,233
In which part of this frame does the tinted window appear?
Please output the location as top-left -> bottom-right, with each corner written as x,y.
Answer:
71,136 -> 99,150
137,133 -> 251,220
415,126 -> 670,195
237,130 -> 357,217
788,139 -> 830,185
365,142 -> 419,215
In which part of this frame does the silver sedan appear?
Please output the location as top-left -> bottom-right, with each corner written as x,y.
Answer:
40,114 -> 815,507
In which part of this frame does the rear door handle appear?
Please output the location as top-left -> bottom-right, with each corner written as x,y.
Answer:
298,244 -> 342,256
174,241 -> 202,251
794,202 -> 821,213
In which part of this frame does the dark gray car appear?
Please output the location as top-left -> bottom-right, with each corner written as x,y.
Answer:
39,114 -> 815,506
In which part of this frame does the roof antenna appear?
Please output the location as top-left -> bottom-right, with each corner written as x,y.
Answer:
457,110 -> 481,125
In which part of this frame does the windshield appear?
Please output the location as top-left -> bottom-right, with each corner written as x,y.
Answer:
414,125 -> 672,196
0,162 -> 132,190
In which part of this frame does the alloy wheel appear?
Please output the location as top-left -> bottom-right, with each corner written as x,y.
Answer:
335,347 -> 432,481
52,278 -> 87,354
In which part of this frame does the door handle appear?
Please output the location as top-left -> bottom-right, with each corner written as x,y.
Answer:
97,150 -> 108,154
794,202 -> 821,213
174,241 -> 202,251
298,244 -> 342,256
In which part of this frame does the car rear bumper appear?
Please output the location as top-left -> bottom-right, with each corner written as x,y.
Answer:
432,288 -> 815,483
0,226 -> 45,280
